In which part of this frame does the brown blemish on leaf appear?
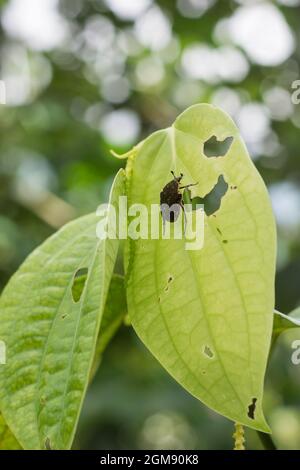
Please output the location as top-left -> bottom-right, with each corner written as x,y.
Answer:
164,275 -> 174,292
203,345 -> 214,359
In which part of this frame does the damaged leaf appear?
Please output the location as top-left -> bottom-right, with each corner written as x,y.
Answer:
124,104 -> 276,432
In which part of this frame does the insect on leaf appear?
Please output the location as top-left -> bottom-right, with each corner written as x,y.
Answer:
124,104 -> 276,432
0,169 -> 125,449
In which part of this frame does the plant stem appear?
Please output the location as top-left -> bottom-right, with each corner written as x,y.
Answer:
257,431 -> 277,450
233,423 -> 245,450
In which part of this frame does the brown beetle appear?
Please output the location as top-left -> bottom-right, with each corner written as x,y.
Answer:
160,171 -> 197,233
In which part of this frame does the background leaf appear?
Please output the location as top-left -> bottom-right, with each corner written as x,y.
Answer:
272,308 -> 300,345
126,104 -> 276,432
0,169 -> 125,449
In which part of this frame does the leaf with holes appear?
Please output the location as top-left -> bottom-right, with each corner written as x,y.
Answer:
124,104 -> 276,432
0,169 -> 125,450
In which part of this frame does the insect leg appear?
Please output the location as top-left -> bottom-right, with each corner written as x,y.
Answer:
179,182 -> 198,190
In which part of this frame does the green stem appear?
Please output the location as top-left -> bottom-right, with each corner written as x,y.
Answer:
257,431 -> 277,450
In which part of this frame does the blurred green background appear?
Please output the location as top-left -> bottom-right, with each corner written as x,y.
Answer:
0,0 -> 300,450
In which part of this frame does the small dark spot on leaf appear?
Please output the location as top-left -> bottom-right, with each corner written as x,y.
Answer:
71,267 -> 88,303
204,135 -> 233,158
201,370 -> 206,375
164,275 -> 174,292
217,227 -> 222,236
203,345 -> 214,359
248,397 -> 257,419
61,314 -> 67,319
45,437 -> 52,450
231,185 -> 237,190
222,240 -> 228,244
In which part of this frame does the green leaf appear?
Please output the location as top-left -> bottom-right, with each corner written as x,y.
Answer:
125,104 -> 276,432
272,308 -> 300,344
72,272 -> 127,380
0,169 -> 125,450
90,273 -> 127,379
0,413 -> 22,450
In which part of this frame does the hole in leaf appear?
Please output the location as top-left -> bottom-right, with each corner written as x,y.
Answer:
247,397 -> 257,419
203,345 -> 214,359
191,175 -> 228,216
71,267 -> 88,303
164,275 -> 174,293
204,135 -> 233,158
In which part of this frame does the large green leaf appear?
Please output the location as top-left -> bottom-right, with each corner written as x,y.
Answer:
0,169 -> 125,449
0,413 -> 22,450
70,272 -> 127,381
125,104 -> 276,432
90,273 -> 127,379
